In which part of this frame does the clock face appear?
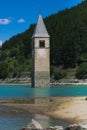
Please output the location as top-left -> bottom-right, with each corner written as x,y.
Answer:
37,49 -> 46,57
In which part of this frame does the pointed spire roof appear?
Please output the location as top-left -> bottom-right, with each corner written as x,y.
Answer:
32,14 -> 50,38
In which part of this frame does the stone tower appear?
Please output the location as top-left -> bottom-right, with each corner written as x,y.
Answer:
32,14 -> 50,88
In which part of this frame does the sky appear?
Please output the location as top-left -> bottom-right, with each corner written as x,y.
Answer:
0,0 -> 83,45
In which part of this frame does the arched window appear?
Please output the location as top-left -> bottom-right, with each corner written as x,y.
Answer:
39,40 -> 45,48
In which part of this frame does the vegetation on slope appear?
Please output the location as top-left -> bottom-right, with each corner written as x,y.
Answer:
0,0 -> 87,79
76,62 -> 87,79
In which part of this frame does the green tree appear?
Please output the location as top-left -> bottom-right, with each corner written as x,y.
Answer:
0,62 -> 8,79
54,71 -> 66,80
76,62 -> 87,79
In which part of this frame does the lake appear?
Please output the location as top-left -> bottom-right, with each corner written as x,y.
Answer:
0,84 -> 87,99
0,113 -> 71,130
0,84 -> 87,130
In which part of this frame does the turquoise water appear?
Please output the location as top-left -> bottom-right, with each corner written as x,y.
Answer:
0,114 -> 71,130
0,106 -> 71,130
0,84 -> 87,130
0,84 -> 87,98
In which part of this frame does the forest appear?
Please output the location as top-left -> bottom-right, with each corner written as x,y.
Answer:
0,0 -> 87,79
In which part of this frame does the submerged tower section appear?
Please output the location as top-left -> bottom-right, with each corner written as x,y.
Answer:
32,14 -> 50,88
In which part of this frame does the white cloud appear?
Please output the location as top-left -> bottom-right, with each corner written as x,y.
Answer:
0,40 -> 3,46
17,18 -> 25,23
0,18 -> 11,25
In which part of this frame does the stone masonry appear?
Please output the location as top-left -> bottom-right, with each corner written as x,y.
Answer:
32,15 -> 50,88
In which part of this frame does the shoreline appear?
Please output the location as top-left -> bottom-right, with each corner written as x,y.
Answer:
51,82 -> 87,85
0,83 -> 31,85
1,96 -> 87,124
47,96 -> 87,123
0,76 -> 87,86
0,82 -> 87,86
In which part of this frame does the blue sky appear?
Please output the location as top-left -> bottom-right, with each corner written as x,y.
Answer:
0,0 -> 83,45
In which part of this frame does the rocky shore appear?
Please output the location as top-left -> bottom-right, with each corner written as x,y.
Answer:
51,77 -> 87,85
0,76 -> 87,85
0,97 -> 87,129
1,97 -> 87,123
0,77 -> 31,84
20,119 -> 87,130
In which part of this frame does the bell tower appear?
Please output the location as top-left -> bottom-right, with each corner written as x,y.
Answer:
32,14 -> 50,88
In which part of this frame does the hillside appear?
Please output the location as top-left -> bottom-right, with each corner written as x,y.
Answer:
0,0 -> 87,79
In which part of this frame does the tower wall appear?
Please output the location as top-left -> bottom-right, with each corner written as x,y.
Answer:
32,37 -> 50,88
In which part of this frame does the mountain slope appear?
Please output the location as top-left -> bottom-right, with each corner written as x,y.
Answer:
0,0 -> 87,78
